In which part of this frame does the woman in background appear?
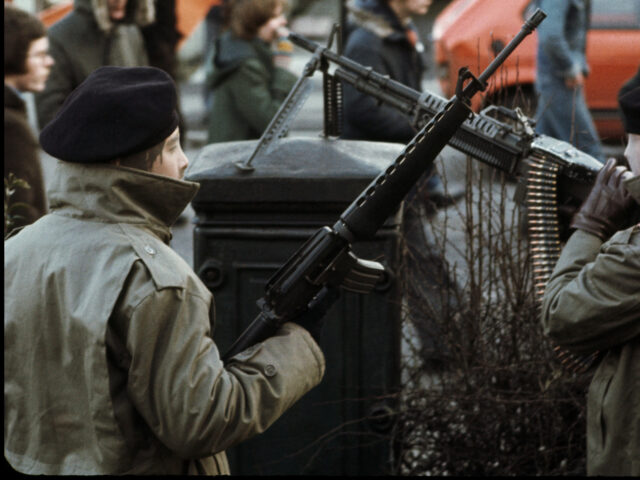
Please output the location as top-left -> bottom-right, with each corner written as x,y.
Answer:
4,4 -> 54,236
206,0 -> 296,143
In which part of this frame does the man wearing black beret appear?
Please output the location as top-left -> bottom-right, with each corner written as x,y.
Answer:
541,68 -> 640,476
4,66 -> 331,475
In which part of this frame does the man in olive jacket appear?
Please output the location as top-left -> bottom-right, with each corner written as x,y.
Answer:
541,71 -> 640,476
4,66 -> 329,475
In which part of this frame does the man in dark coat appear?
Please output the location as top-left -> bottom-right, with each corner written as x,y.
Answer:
141,0 -> 182,81
341,0 -> 459,207
541,69 -> 640,476
4,4 -> 54,236
341,0 -> 460,361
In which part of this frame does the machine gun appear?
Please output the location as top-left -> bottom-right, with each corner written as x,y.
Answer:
288,31 -> 602,204
288,30 -> 608,373
222,8 -> 547,361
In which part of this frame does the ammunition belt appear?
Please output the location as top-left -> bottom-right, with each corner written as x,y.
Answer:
527,148 -> 600,373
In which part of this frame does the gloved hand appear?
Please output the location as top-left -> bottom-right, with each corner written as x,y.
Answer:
570,157 -> 636,241
290,286 -> 341,344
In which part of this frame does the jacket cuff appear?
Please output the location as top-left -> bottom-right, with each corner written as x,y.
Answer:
553,229 -> 602,275
278,322 -> 326,379
563,62 -> 583,81
623,175 -> 640,197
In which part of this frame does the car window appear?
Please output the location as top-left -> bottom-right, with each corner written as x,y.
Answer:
591,0 -> 640,29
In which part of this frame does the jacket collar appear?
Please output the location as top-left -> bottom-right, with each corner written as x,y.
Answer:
47,162 -> 199,243
209,32 -> 272,88
74,0 -> 155,32
4,84 -> 26,112
346,0 -> 412,41
625,175 -> 640,204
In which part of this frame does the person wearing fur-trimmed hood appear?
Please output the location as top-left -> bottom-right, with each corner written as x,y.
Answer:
34,0 -> 155,130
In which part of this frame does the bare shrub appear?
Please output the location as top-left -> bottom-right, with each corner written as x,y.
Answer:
391,158 -> 590,475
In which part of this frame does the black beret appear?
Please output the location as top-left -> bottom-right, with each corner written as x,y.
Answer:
618,67 -> 640,135
40,66 -> 179,163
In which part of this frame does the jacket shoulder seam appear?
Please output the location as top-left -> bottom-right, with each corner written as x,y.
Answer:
116,223 -> 190,290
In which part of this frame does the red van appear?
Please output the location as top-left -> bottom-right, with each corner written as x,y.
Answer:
432,0 -> 640,141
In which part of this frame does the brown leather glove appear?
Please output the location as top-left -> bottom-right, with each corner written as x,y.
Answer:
570,157 -> 636,241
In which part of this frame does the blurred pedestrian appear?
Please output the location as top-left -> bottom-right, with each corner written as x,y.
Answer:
204,0 -> 227,59
206,0 -> 297,143
204,0 -> 227,110
541,70 -> 640,476
341,0 -> 461,364
141,0 -> 182,82
534,0 -> 604,162
341,0 -> 461,208
4,4 -> 54,236
140,0 -> 188,146
5,66 -> 333,475
34,0 -> 155,129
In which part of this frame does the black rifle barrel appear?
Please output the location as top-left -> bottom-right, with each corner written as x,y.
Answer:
477,8 -> 546,85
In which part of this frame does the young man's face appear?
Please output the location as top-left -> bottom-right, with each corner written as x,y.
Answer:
624,133 -> 640,177
150,128 -> 189,180
107,0 -> 128,21
257,3 -> 287,43
404,0 -> 433,16
8,36 -> 54,93
389,0 -> 433,20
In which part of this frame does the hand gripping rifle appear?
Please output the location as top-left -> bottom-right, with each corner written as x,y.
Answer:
289,24 -> 606,373
222,9 -> 547,362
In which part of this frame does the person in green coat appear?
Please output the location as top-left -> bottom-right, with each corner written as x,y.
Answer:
541,71 -> 640,476
4,66 -> 333,475
206,0 -> 297,143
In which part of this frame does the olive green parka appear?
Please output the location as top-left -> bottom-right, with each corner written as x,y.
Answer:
4,162 -> 325,474
206,31 -> 297,143
541,175 -> 640,476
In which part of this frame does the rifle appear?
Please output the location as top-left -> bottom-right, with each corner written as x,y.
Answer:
288,28 -> 607,373
222,8 -> 547,361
